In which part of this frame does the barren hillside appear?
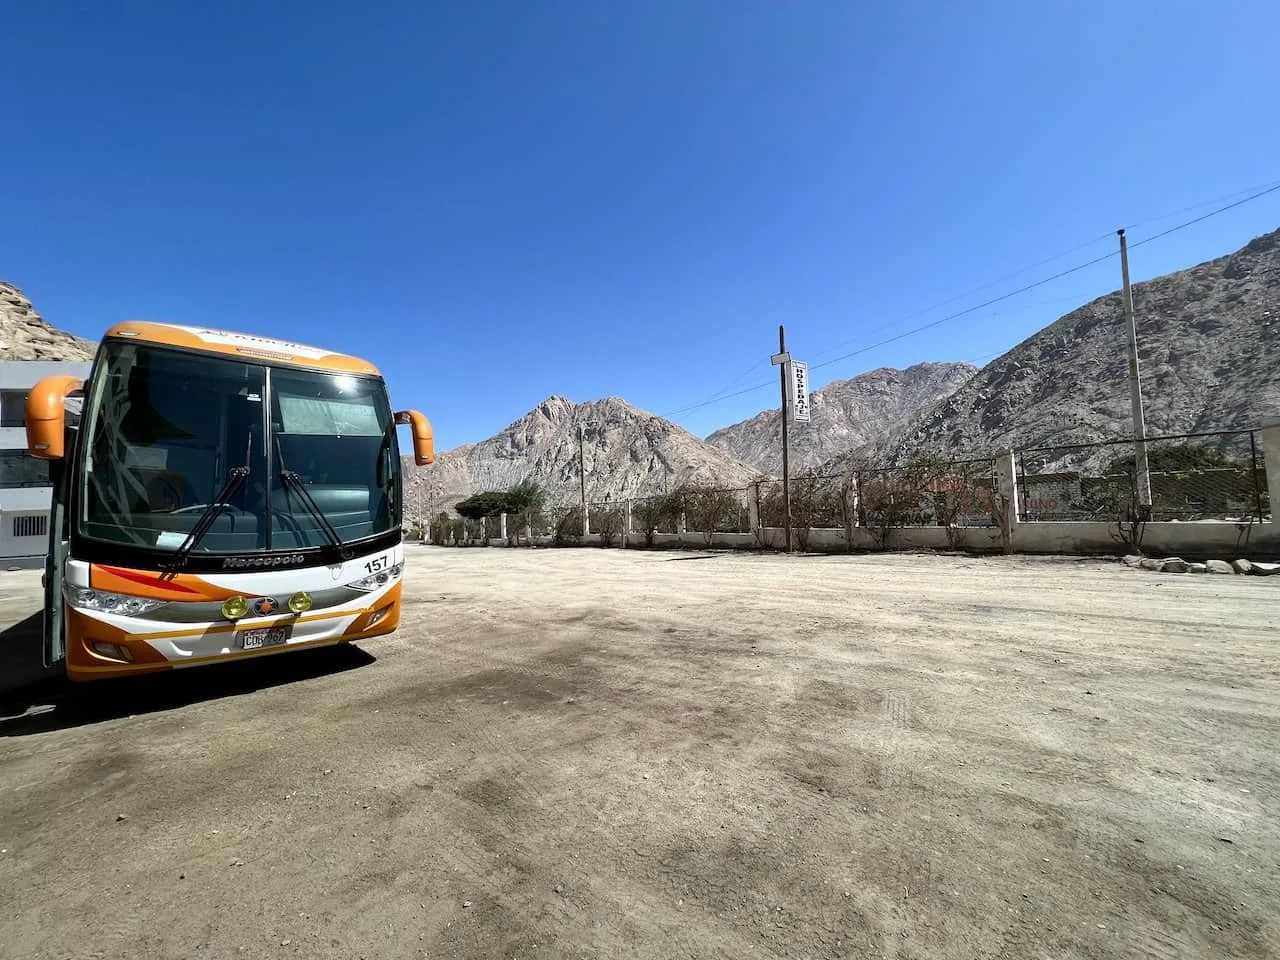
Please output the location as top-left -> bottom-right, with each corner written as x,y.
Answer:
0,282 -> 95,361
889,227 -> 1280,463
406,395 -> 760,521
707,362 -> 976,474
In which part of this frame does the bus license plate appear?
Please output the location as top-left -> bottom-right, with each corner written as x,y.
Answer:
240,626 -> 291,650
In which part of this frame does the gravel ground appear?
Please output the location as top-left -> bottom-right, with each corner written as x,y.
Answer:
1,547 -> 1278,959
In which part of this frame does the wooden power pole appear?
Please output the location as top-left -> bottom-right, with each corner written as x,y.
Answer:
772,325 -> 793,553
1117,229 -> 1153,517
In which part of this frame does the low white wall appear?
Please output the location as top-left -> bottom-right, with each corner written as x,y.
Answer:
1012,520 -> 1276,557
447,519 -> 1278,560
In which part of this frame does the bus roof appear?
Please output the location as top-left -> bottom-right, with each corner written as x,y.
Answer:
102,321 -> 382,376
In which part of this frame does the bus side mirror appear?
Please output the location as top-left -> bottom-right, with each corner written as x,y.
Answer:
26,375 -> 84,460
394,410 -> 434,466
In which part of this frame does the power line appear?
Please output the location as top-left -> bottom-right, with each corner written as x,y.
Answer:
808,249 -> 1118,373
808,231 -> 1114,362
663,178 -> 1280,418
1129,181 -> 1280,250
1122,177 -> 1280,233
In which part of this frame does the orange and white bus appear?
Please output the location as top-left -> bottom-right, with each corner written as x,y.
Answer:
26,321 -> 433,682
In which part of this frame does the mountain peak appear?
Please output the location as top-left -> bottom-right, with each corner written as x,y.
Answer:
407,394 -> 758,518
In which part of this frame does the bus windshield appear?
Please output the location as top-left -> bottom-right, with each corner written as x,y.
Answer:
78,341 -> 401,556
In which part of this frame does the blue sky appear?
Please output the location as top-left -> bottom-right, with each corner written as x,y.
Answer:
3,1 -> 1279,450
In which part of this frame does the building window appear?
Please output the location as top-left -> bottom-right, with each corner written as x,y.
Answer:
13,515 -> 48,538
0,450 -> 51,488
0,390 -> 28,428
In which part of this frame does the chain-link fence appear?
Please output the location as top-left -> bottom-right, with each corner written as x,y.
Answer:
1017,430 -> 1268,522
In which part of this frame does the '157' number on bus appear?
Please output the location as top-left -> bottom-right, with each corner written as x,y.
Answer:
365,555 -> 389,573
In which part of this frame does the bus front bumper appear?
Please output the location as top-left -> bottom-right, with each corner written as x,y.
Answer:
64,584 -> 402,682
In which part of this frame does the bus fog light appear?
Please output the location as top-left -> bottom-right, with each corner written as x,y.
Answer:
368,608 -> 389,626
221,595 -> 249,620
288,591 -> 313,614
91,642 -> 134,663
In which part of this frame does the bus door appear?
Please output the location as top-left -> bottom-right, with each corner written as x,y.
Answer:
43,455 -> 69,668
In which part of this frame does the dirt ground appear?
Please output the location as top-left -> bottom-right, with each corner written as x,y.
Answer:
1,548 -> 1278,960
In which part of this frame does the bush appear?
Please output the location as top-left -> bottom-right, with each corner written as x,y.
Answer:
759,474 -> 842,550
553,507 -> 583,546
633,498 -> 663,546
683,485 -> 741,544
593,507 -> 624,547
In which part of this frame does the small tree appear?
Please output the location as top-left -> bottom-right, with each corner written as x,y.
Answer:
505,479 -> 547,545
858,459 -> 936,550
428,511 -> 451,545
593,507 -> 624,547
788,472 -> 843,551
659,487 -> 690,534
456,491 -> 513,521
553,506 -> 583,546
634,497 -> 663,546
836,473 -> 859,553
683,485 -> 740,544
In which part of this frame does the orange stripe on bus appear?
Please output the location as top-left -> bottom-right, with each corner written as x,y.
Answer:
90,565 -> 238,601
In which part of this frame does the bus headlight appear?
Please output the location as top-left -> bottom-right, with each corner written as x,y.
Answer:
221,595 -> 249,620
65,586 -> 166,617
288,591 -> 313,614
346,562 -> 404,592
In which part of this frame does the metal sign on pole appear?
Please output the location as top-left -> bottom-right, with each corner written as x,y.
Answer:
789,360 -> 810,422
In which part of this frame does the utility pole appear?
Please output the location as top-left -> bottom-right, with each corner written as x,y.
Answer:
771,325 -> 793,553
1117,229 -> 1153,517
578,422 -> 590,537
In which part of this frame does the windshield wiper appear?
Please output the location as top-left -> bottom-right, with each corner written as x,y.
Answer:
275,439 -> 350,558
165,466 -> 250,571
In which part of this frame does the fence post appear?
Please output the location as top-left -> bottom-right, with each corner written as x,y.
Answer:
499,512 -> 507,542
1260,420 -> 1280,520
996,451 -> 1020,552
623,499 -> 632,548
678,511 -> 687,535
747,482 -> 760,534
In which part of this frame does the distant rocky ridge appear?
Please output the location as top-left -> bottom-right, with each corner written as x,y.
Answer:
0,282 -> 95,361
405,395 -> 760,521
706,362 -> 976,475
887,226 -> 1280,465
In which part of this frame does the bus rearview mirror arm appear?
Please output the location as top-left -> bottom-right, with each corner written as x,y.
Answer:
26,376 -> 84,460
394,410 -> 434,466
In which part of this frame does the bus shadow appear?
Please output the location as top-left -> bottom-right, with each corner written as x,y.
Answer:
0,643 -> 376,738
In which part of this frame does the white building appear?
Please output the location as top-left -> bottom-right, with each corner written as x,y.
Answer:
0,360 -> 93,567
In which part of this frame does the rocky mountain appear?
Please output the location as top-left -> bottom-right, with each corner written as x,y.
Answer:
888,227 -> 1280,465
0,282 -> 95,361
405,395 -> 761,520
706,362 -> 977,475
